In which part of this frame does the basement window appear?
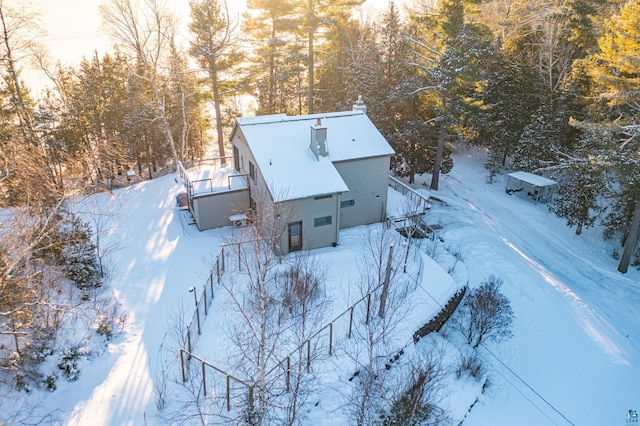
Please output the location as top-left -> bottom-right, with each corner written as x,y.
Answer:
314,216 -> 332,227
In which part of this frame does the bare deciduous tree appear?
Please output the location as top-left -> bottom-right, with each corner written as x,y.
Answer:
380,340 -> 450,426
221,190 -> 294,425
346,225 -> 414,426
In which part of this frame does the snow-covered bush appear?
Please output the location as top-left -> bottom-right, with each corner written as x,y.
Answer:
43,374 -> 57,392
59,216 -> 101,289
96,317 -> 114,340
57,346 -> 88,381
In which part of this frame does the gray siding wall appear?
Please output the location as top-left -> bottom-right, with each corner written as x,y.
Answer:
193,189 -> 250,230
234,129 -> 341,253
278,196 -> 339,253
334,156 -> 390,229
232,131 -> 272,200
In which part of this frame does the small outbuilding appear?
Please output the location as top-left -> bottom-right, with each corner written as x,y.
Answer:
505,171 -> 557,203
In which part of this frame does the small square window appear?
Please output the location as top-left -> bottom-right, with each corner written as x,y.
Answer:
314,216 -> 332,227
340,199 -> 355,208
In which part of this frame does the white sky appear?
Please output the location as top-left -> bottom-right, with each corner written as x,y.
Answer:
8,0 -> 401,96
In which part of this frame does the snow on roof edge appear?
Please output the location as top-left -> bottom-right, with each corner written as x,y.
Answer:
507,171 -> 557,187
236,110 -> 364,127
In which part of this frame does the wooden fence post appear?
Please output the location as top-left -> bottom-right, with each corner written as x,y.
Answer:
180,350 -> 186,382
348,306 -> 354,338
226,375 -> 231,411
187,325 -> 192,356
307,340 -> 311,372
329,323 -> 333,356
203,287 -> 208,316
202,361 -> 207,396
196,304 -> 201,335
286,357 -> 291,392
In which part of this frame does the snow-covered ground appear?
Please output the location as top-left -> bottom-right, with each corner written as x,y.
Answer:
6,146 -> 640,425
426,148 -> 640,425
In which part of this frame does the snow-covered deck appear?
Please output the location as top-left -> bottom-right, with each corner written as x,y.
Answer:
179,162 -> 248,197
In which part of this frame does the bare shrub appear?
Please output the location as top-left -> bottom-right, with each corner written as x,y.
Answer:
452,275 -> 514,348
379,366 -> 448,425
346,225 -> 415,426
444,243 -> 464,274
455,353 -> 483,380
378,338 -> 450,426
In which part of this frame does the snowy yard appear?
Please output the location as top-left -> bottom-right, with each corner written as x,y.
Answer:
7,147 -> 640,425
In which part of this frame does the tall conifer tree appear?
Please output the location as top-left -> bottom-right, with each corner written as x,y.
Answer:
586,0 -> 640,272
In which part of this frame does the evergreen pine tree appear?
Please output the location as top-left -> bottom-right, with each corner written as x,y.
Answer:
582,0 -> 640,272
242,0 -> 299,114
407,0 -> 496,189
189,0 -> 240,161
551,162 -> 604,235
60,216 -> 101,289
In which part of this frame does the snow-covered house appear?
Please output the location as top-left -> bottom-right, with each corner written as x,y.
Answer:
184,99 -> 395,254
231,101 -> 394,253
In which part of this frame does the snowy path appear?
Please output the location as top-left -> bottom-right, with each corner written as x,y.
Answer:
428,149 -> 640,425
55,177 -> 230,425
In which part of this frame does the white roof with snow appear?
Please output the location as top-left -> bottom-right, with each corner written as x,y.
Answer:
507,171 -> 557,187
235,111 -> 394,202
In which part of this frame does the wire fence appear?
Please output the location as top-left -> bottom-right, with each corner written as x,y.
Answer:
180,238 -> 265,413
178,231 -> 452,417
181,238 -> 263,353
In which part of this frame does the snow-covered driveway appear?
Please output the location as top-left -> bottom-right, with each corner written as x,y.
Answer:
429,149 -> 640,425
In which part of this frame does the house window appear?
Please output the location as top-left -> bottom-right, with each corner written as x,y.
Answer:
314,216 -> 332,227
233,146 -> 240,171
249,161 -> 256,182
340,199 -> 355,208
314,194 -> 332,200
